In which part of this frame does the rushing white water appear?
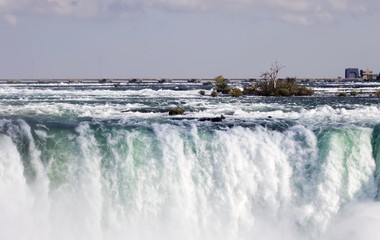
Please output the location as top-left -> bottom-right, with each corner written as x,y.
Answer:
0,119 -> 379,240
1,85 -> 380,240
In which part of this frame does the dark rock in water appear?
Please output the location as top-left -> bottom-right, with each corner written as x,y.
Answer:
129,79 -> 142,84
188,79 -> 201,83
169,106 -> 185,116
211,90 -> 218,97
199,115 -> 226,122
268,116 -> 272,119
159,78 -> 172,83
203,81 -> 213,86
99,78 -> 112,83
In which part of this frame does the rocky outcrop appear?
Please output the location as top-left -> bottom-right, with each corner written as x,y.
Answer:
168,106 -> 185,116
199,115 -> 225,122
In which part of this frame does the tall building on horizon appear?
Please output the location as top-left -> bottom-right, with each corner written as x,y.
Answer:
345,68 -> 359,79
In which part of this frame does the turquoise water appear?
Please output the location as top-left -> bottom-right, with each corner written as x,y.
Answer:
1,84 -> 380,240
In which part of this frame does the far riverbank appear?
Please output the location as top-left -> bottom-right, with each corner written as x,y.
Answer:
1,78 -> 380,96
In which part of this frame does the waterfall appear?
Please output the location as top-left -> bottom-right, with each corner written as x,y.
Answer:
0,118 -> 379,240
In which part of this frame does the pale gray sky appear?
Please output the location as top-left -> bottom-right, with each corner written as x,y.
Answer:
0,0 -> 379,79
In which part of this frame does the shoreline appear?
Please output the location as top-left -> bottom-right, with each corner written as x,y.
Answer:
1,78 -> 380,97
0,77 -> 378,85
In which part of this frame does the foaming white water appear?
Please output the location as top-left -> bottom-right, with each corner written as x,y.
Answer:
0,134 -> 35,240
0,87 -> 202,99
0,120 -> 378,240
2,85 -> 380,129
322,202 -> 380,240
75,125 -> 377,239
47,123 -> 104,240
0,120 -> 51,240
304,128 -> 376,237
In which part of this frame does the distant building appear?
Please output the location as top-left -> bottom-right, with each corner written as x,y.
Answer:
360,69 -> 378,80
345,68 -> 359,79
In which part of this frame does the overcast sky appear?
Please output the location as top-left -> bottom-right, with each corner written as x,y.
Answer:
0,0 -> 379,79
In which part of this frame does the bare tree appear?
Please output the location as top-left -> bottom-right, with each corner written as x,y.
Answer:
261,62 -> 285,89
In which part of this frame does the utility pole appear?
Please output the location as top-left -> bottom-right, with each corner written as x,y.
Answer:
99,57 -> 102,80
32,59 -> 34,79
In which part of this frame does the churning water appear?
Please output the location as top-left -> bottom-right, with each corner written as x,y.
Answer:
1,83 -> 380,240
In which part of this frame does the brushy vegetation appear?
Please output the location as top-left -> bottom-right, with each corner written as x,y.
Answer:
168,106 -> 185,115
244,78 -> 314,96
243,85 -> 255,95
212,63 -> 313,97
230,88 -> 243,97
214,75 -> 231,94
